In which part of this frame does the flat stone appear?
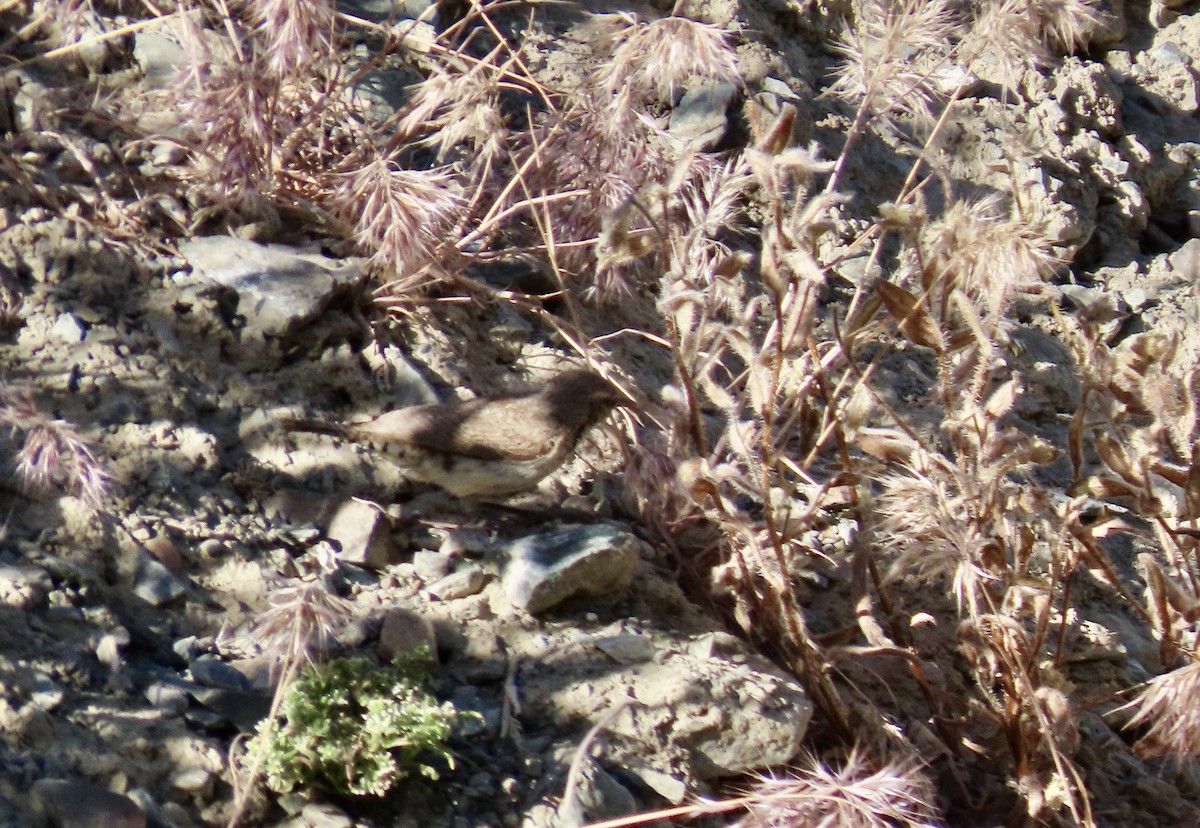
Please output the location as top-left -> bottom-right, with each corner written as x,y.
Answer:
426,566 -> 487,601
501,525 -> 639,613
554,756 -> 639,828
30,779 -> 145,828
170,767 -> 211,793
179,236 -> 367,341
190,657 -> 251,692
593,633 -> 657,664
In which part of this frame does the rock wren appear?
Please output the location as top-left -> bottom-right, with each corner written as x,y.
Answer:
282,370 -> 626,498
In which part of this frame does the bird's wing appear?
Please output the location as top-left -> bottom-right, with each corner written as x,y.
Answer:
345,397 -> 559,462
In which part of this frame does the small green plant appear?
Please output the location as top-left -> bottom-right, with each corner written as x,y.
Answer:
249,654 -> 458,797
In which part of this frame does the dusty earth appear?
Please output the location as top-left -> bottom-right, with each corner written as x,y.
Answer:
0,0 -> 1199,826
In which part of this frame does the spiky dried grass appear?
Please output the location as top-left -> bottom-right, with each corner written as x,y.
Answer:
0,386 -> 109,509
250,577 -> 353,670
250,0 -> 337,80
826,0 -> 958,130
732,749 -> 940,828
594,14 -> 741,104
1122,660 -> 1200,759
328,157 -> 463,289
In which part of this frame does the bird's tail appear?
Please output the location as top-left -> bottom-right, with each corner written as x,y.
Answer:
279,417 -> 349,438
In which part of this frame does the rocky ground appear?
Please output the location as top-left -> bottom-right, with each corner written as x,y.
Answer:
0,0 -> 1199,826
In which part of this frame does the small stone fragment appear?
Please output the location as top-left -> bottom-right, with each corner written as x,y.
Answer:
51,312 -> 86,343
426,566 -> 487,601
326,499 -> 397,570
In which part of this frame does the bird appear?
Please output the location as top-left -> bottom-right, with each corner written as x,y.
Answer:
281,370 -> 627,498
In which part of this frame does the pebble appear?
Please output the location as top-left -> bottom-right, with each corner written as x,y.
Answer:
377,607 -> 438,663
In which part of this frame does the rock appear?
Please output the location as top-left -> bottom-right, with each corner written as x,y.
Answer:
668,83 -> 737,150
30,779 -> 145,828
326,499 -> 397,570
131,549 -> 187,607
169,766 -> 211,793
412,549 -> 453,581
51,312 -> 86,343
179,236 -> 367,342
0,562 -> 52,609
622,763 -> 689,804
190,657 -> 251,692
300,802 -> 354,828
593,633 -> 657,665
1166,236 -> 1200,277
426,566 -> 487,601
501,525 -> 639,613
144,682 -> 189,716
376,607 -> 438,663
555,756 -> 639,828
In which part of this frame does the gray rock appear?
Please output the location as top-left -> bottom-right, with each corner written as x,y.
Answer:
426,566 -> 487,601
30,779 -> 145,828
622,764 -> 689,804
179,236 -> 367,342
132,550 -> 187,606
169,766 -> 211,793
501,525 -> 639,613
190,657 -> 251,692
668,83 -> 737,150
326,498 -> 397,570
555,756 -> 639,828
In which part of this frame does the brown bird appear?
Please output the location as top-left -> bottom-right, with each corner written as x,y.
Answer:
282,370 -> 627,498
